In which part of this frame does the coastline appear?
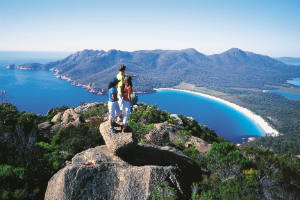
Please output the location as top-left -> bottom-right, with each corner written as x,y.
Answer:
50,68 -> 104,95
155,88 -> 280,137
29,66 -> 280,138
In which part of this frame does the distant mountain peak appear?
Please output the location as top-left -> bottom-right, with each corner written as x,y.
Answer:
180,48 -> 208,57
182,48 -> 198,52
224,48 -> 247,55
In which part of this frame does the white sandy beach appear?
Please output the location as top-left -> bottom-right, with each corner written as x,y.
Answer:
155,88 -> 280,137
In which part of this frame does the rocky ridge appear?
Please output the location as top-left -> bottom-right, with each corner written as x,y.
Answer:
144,116 -> 211,153
37,103 -> 103,140
44,119 -> 203,200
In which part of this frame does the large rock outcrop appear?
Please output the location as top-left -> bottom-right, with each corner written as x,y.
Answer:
44,121 -> 203,200
51,108 -> 83,126
38,103 -> 101,141
145,122 -> 211,153
99,120 -> 137,155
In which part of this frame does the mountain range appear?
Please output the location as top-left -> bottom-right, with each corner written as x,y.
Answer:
11,48 -> 299,93
275,57 -> 300,66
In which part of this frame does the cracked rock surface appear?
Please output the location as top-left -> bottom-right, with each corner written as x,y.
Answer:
44,121 -> 202,200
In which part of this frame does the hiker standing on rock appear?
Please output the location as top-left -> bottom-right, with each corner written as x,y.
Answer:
122,76 -> 133,132
107,78 -> 121,133
116,65 -> 136,117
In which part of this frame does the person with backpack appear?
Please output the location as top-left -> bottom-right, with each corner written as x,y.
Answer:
121,76 -> 133,132
107,78 -> 121,133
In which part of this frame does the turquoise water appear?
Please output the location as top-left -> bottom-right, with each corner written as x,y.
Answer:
0,62 -> 265,143
287,78 -> 300,86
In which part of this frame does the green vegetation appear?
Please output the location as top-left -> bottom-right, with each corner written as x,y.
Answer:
46,105 -> 69,121
0,102 -> 105,199
178,84 -> 300,155
227,89 -> 300,154
0,103 -> 45,133
1,102 -> 299,199
128,104 -> 168,141
80,103 -> 108,120
128,104 -> 222,145
151,182 -> 177,200
185,143 -> 300,200
0,165 -> 27,200
129,104 -> 169,125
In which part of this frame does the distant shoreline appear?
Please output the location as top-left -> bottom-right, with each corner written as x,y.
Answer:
155,88 -> 280,137
16,65 -> 280,137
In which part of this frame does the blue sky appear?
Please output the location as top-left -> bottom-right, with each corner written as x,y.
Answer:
0,0 -> 299,56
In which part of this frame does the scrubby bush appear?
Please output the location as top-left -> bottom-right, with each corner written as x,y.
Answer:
0,165 -> 27,200
128,104 -> 169,142
17,112 -> 41,134
50,123 -> 103,155
38,121 -> 104,172
130,104 -> 168,125
151,182 -> 177,200
183,145 -> 207,167
206,142 -> 253,180
80,104 -> 108,120
0,103 -> 19,132
1,102 -> 300,199
242,146 -> 300,197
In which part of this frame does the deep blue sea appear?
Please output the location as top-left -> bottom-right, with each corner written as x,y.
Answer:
0,57 -> 266,143
0,66 -> 106,114
139,90 -> 265,143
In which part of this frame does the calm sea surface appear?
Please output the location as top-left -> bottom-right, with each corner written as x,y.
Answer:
0,66 -> 106,114
1,60 -> 265,143
139,90 -> 265,143
268,90 -> 299,100
267,77 -> 300,100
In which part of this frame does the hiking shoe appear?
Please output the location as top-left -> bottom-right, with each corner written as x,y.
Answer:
109,127 -> 116,133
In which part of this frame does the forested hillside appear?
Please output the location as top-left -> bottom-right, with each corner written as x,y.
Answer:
13,48 -> 299,92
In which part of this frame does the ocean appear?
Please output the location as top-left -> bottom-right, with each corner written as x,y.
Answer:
0,60 -> 265,143
0,66 -> 106,114
139,90 -> 265,143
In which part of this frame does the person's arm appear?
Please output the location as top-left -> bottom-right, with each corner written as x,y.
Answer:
112,88 -> 118,101
112,93 -> 118,101
129,75 -> 136,77
126,74 -> 136,78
